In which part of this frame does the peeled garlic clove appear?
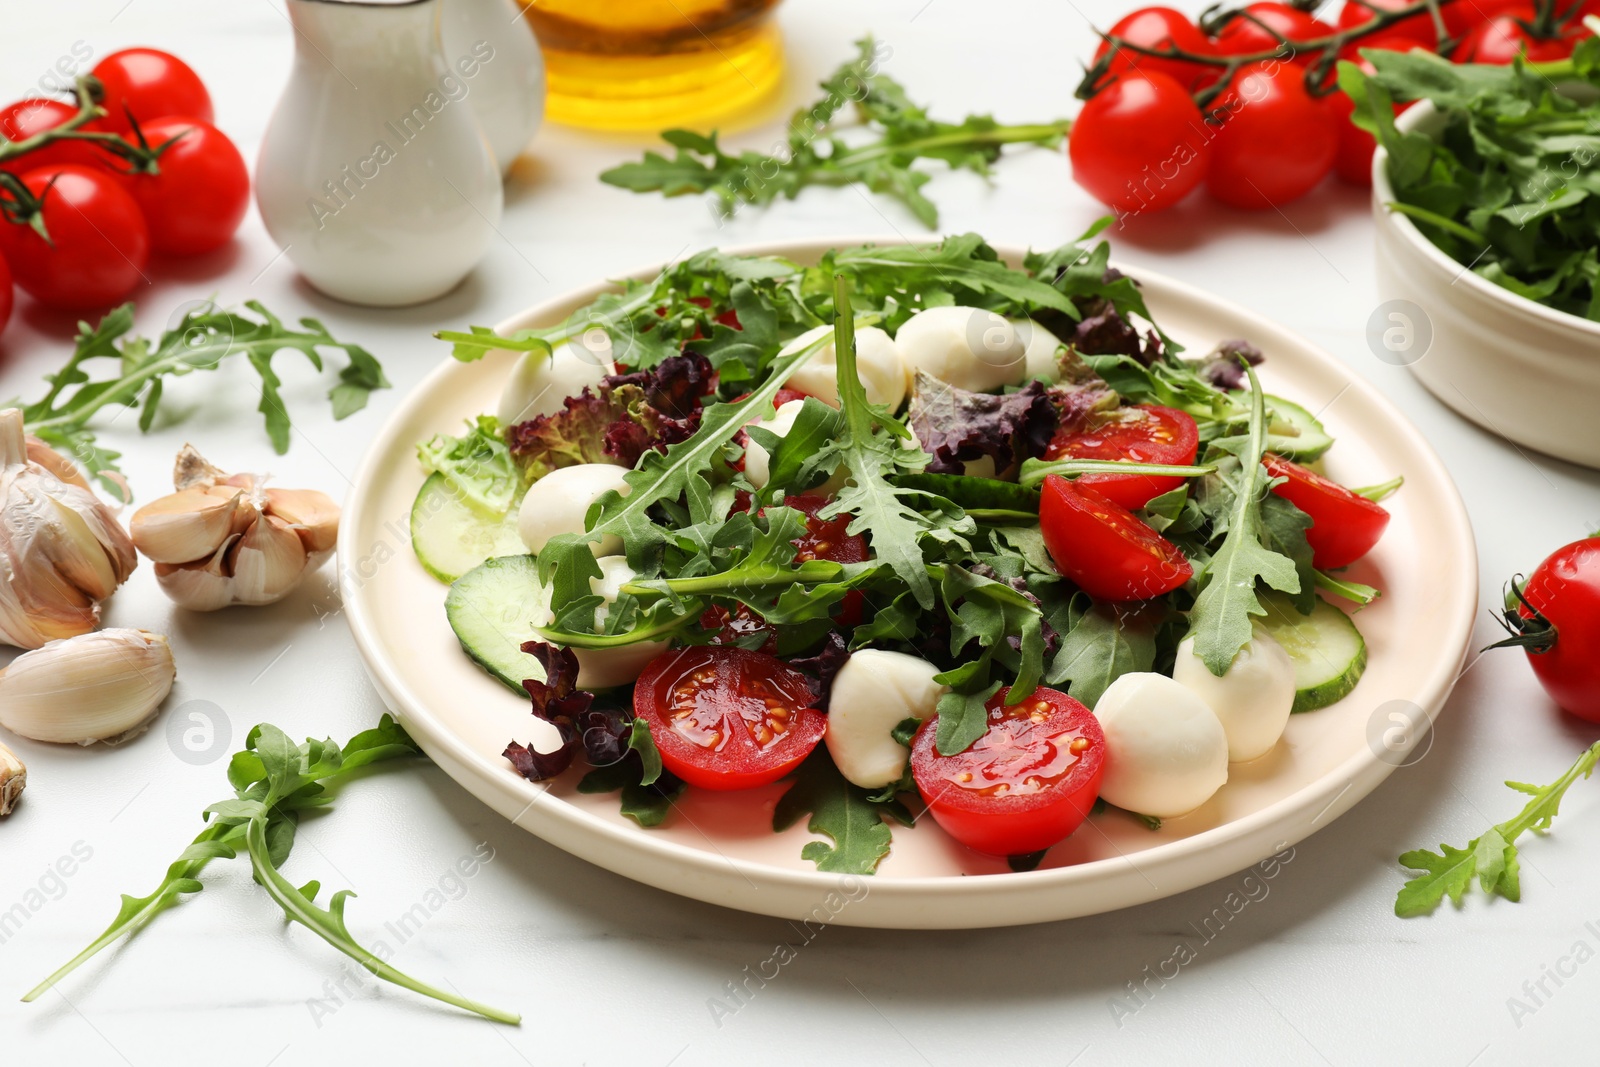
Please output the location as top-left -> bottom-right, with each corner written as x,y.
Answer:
0,741 -> 25,815
226,513 -> 310,605
265,487 -> 340,555
130,486 -> 244,564
0,629 -> 176,746
25,436 -> 90,490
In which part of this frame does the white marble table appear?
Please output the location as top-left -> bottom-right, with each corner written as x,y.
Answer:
3,1 -> 1598,1063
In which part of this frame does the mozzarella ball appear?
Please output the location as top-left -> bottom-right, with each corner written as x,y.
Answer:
825,651 -> 948,789
895,305 -> 1027,393
517,463 -> 630,556
1172,631 -> 1296,762
1092,672 -> 1229,818
1013,319 -> 1066,382
496,335 -> 615,427
781,324 -> 909,410
532,556 -> 666,689
744,399 -> 847,494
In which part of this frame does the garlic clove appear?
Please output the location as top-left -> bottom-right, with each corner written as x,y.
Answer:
172,442 -> 226,491
25,436 -> 90,490
227,513 -> 310,605
264,487 -> 340,554
0,741 -> 24,815
130,486 -> 244,564
0,628 -> 176,746
154,557 -> 239,612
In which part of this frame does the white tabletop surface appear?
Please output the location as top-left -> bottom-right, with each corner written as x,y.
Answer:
3,1 -> 1599,1064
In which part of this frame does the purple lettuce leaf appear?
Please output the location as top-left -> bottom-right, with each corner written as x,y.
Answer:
907,372 -> 1059,477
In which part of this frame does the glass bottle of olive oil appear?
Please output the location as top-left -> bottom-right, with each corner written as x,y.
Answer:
523,0 -> 784,131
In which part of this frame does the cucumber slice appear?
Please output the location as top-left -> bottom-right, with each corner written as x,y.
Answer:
1264,395 -> 1334,461
444,554 -> 550,695
1257,595 -> 1367,713
411,472 -> 526,583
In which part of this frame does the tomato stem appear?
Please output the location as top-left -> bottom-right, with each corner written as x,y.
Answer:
1485,577 -> 1558,654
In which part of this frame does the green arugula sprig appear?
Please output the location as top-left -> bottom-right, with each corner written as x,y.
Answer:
599,37 -> 1071,228
1184,363 -> 1303,675
11,301 -> 387,500
1397,742 -> 1600,917
24,717 -> 518,1026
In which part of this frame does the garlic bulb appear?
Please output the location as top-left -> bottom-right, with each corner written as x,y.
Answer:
130,445 -> 340,611
0,741 -> 24,815
0,409 -> 139,649
0,628 -> 176,745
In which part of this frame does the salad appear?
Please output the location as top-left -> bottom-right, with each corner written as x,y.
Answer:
411,227 -> 1396,874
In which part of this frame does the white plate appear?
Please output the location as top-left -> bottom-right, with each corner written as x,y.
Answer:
339,239 -> 1477,930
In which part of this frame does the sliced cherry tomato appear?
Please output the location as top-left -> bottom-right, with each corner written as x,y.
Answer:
1213,2 -> 1335,56
633,646 -> 825,791
1262,452 -> 1390,569
1458,9 -> 1583,63
1334,0 -> 1441,47
1069,71 -> 1211,214
1040,475 -> 1193,601
91,49 -> 213,133
773,387 -> 809,409
783,494 -> 868,627
0,99 -> 103,177
1205,61 -> 1338,209
0,165 -> 149,310
1045,403 -> 1199,510
0,252 -> 12,335
1094,7 -> 1221,92
911,686 -> 1105,856
1326,37 -> 1423,186
101,117 -> 248,256
1503,537 -> 1600,722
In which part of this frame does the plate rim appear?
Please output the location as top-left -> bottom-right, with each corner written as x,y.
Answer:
337,236 -> 1478,926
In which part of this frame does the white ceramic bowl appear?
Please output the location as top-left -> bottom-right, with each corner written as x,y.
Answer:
1372,100 -> 1600,469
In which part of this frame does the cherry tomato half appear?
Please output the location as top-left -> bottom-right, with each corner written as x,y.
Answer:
633,646 -> 825,791
1459,10 -> 1583,64
1262,452 -> 1390,569
786,492 -> 869,627
91,48 -> 213,133
0,99 -> 103,177
0,165 -> 150,310
911,686 -> 1105,856
1094,7 -> 1220,92
1511,537 -> 1600,722
1205,60 -> 1338,210
1040,475 -> 1193,601
1046,403 -> 1199,510
1069,71 -> 1211,214
1213,2 -> 1335,57
102,116 -> 248,256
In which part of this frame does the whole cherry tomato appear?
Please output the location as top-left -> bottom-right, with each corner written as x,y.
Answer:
91,48 -> 213,133
103,116 -> 249,256
1205,60 -> 1338,209
1458,9 -> 1584,63
1496,536 -> 1600,723
1325,36 -> 1425,186
0,99 -> 102,176
1069,71 -> 1211,214
1213,2 -> 1336,57
0,165 -> 150,310
1095,7 -> 1221,92
1335,0 -> 1441,47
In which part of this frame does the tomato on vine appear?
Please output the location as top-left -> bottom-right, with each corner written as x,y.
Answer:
1205,60 -> 1338,209
1326,36 -> 1426,186
0,165 -> 150,309
1458,8 -> 1585,63
1213,2 -> 1335,56
104,117 -> 249,256
91,49 -> 213,133
0,99 -> 103,177
1333,0 -> 1441,47
1094,7 -> 1221,91
1069,71 -> 1210,214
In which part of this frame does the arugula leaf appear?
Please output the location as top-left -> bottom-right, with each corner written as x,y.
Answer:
1046,604 -> 1157,708
600,38 -> 1070,228
13,301 -> 387,499
833,234 -> 1075,314
773,752 -> 895,874
1397,742 -> 1600,917
1184,365 -> 1302,675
